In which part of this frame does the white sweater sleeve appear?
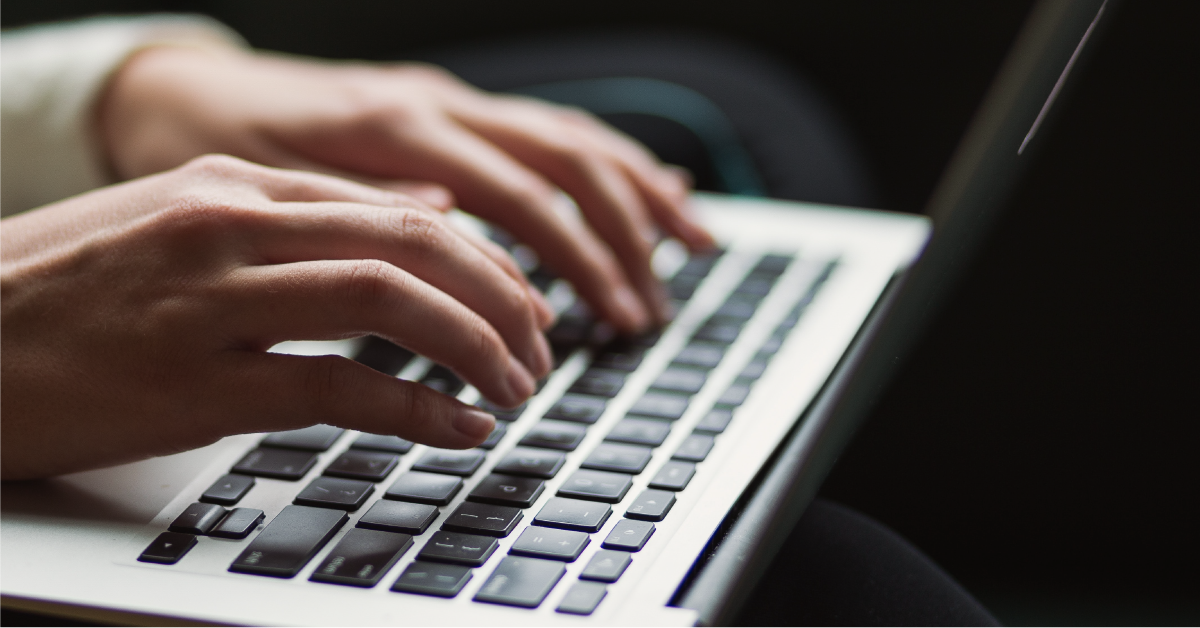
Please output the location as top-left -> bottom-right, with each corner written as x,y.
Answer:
1,15 -> 246,217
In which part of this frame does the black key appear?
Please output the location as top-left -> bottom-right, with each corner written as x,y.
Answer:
675,342 -> 726,369
357,500 -> 438,535
592,345 -> 644,372
754,254 -> 793,275
138,532 -> 197,565
476,400 -> 526,422
716,382 -> 752,407
232,448 -> 318,481
694,320 -> 743,344
676,254 -> 720,278
493,447 -> 566,479
471,422 -> 504,450
391,561 -> 473,597
510,526 -> 589,562
760,331 -> 787,354
739,356 -> 770,380
420,365 -> 465,396
294,477 -> 374,511
351,433 -> 413,454
200,474 -> 255,506
629,392 -> 690,421
442,502 -> 523,537
557,581 -> 607,615
468,474 -> 545,508
519,420 -> 587,451
417,530 -> 498,566
648,461 -> 696,491
714,298 -> 758,320
547,317 -> 592,349
323,450 -> 399,482
673,433 -> 716,462
581,443 -> 653,474
384,471 -> 462,506
695,408 -> 734,434
310,528 -> 413,587
353,336 -> 414,376
735,272 -> 778,297
568,370 -> 626,398
653,367 -> 707,394
606,417 -> 672,446
412,448 -> 485,476
629,330 -> 662,348
668,274 -> 701,300
261,424 -> 344,451
229,505 -> 347,578
544,394 -> 608,423
580,550 -> 632,582
474,556 -> 565,608
533,497 -> 611,533
210,508 -> 264,539
169,502 -> 227,535
557,470 -> 633,503
625,489 -> 676,522
601,519 -> 655,552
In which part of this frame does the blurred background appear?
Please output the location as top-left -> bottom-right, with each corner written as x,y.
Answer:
4,1 -> 1196,624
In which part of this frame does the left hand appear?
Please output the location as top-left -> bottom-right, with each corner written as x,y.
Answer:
99,45 -> 715,333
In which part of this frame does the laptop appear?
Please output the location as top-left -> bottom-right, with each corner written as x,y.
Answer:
0,0 -> 1112,624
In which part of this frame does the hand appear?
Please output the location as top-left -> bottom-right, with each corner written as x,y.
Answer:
98,45 -> 715,333
0,155 -> 554,480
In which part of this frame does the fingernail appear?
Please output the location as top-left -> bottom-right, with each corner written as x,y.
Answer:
614,285 -> 650,331
453,407 -> 496,440
506,355 -> 536,402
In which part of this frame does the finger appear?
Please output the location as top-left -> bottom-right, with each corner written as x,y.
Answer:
247,204 -> 553,377
443,220 -> 557,329
227,259 -> 536,408
379,181 -> 456,211
228,351 -> 496,447
381,118 -> 652,333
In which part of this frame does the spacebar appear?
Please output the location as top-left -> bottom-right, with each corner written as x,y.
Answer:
229,505 -> 347,578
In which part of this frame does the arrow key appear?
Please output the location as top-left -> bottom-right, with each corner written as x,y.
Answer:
580,549 -> 632,582
625,489 -> 676,522
200,474 -> 255,506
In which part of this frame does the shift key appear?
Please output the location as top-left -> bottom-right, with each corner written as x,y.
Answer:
230,505 -> 347,578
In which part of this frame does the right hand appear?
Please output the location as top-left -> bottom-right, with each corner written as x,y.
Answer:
0,155 -> 553,480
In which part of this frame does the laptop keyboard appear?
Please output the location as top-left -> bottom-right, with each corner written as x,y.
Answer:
137,240 -> 833,616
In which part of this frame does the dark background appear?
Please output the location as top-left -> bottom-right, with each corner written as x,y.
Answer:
4,1 -> 1197,624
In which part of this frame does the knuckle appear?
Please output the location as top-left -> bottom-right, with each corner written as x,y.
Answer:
465,314 -> 508,368
303,356 -> 347,415
341,260 -> 400,311
180,153 -> 255,178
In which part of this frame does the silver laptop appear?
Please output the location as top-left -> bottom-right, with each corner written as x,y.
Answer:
0,0 -> 1111,624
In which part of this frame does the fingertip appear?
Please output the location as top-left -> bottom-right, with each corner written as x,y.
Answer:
452,406 -> 496,442
505,355 -> 536,403
612,285 -> 652,333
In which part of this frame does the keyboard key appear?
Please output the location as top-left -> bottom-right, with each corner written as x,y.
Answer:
323,450 -> 399,482
629,330 -> 662,348
677,252 -> 722,277
510,526 -> 589,561
754,254 -> 793,275
391,561 -> 473,597
673,433 -> 716,462
602,519 -> 655,552
580,549 -> 632,582
442,502 -> 523,537
468,474 -> 545,508
519,421 -> 587,451
568,370 -> 626,398
474,556 -> 566,608
357,500 -> 438,535
477,422 -> 507,450
476,400 -> 526,422
735,272 -> 778,297
309,528 -> 412,588
229,505 -> 347,578
420,365 -> 465,396
169,502 -> 226,535
606,417 -> 672,446
544,394 -> 607,423
760,330 -> 787,354
739,356 -> 770,380
675,342 -> 726,369
261,425 -> 344,451
648,461 -> 696,491
493,447 -> 566,479
653,367 -> 707,394
294,477 -> 374,511
581,443 -> 653,474
533,497 -> 611,533
625,489 -> 676,522
412,449 -> 485,476
557,470 -> 633,503
668,274 -> 702,300
694,320 -> 743,344
557,581 -> 607,615
714,298 -> 758,320
200,474 -> 255,506
353,336 -> 414,376
417,531 -> 498,567
716,382 -> 752,407
351,433 -> 413,454
384,471 -> 462,505
695,408 -> 734,434
592,345 -> 644,371
210,508 -> 264,539
630,392 -> 690,421
232,448 -> 318,481
138,532 -> 197,565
